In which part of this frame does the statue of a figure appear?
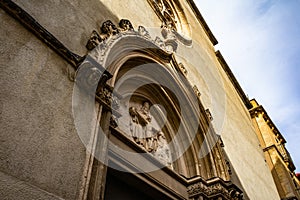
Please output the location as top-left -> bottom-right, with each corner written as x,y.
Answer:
137,102 -> 157,152
153,132 -> 172,168
129,106 -> 144,145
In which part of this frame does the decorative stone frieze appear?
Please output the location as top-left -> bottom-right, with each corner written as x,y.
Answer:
187,178 -> 243,200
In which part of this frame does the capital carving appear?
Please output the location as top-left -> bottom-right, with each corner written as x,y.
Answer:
97,86 -> 120,112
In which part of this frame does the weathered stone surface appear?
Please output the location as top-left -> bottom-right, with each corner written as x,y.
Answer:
0,10 -> 86,199
0,171 -> 63,200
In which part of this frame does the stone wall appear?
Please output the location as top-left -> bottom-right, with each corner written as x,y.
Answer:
0,0 -> 282,199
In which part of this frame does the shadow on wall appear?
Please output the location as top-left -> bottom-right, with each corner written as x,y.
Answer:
0,0 -> 119,200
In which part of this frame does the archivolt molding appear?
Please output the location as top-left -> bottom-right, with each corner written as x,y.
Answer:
79,18 -> 240,193
86,19 -> 179,66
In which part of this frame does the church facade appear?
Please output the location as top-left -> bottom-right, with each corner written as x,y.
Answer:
0,0 -> 298,199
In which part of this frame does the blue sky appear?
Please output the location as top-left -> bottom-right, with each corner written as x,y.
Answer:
195,0 -> 300,171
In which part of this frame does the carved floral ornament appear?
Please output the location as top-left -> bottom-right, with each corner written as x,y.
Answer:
84,19 -> 192,89
86,19 -> 192,61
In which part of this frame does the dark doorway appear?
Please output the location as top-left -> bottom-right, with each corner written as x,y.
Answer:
104,167 -> 172,200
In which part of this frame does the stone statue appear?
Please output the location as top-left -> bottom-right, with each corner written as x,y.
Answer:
153,131 -> 172,168
129,106 -> 144,145
137,101 -> 157,152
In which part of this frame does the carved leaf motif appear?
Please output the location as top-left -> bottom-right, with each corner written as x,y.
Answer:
101,20 -> 119,36
119,19 -> 134,31
86,30 -> 102,50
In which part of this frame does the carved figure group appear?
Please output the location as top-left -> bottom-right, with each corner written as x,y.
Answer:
129,101 -> 172,167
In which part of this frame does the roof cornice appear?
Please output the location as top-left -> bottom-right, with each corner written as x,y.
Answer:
215,51 -> 252,109
185,0 -> 218,45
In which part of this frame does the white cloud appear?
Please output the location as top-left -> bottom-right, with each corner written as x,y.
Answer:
195,0 -> 300,170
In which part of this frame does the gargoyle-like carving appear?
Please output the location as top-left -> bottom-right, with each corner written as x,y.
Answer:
129,101 -> 172,168
86,20 -> 120,50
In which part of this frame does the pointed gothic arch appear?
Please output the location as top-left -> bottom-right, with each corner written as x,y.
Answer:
79,20 -> 242,199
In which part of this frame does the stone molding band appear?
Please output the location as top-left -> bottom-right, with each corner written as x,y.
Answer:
0,0 -> 83,68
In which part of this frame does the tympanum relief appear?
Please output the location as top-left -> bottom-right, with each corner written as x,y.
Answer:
119,100 -> 173,168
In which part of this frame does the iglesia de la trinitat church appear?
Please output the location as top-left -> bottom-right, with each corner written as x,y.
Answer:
0,0 -> 299,199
